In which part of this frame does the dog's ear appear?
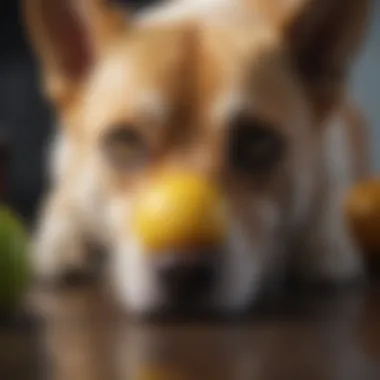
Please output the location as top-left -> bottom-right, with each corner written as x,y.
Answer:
261,0 -> 372,117
281,0 -> 372,83
23,0 -> 129,105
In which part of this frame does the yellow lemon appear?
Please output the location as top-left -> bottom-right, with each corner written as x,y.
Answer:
133,172 -> 227,253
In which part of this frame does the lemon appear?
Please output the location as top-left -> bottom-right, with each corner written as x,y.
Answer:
133,172 -> 227,253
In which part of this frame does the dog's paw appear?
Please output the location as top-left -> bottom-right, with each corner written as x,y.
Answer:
213,253 -> 263,316
212,222 -> 274,317
32,225 -> 89,287
297,238 -> 366,287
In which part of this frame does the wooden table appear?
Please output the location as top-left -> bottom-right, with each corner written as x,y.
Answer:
2,279 -> 380,380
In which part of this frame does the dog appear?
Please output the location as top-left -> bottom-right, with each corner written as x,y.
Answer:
24,0 -> 372,315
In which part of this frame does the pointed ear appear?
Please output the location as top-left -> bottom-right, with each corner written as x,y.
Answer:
281,0 -> 372,82
23,0 -> 129,105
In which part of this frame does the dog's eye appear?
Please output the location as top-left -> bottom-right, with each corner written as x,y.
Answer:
229,114 -> 285,174
101,126 -> 148,170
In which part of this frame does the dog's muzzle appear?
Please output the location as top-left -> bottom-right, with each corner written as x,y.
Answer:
133,170 -> 227,303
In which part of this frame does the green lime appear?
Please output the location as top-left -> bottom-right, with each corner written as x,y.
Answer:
0,205 -> 30,311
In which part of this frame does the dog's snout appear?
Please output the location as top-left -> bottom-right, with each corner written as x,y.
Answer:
157,257 -> 217,303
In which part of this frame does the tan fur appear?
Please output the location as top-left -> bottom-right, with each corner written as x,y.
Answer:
24,0 -> 372,314
23,0 -> 128,106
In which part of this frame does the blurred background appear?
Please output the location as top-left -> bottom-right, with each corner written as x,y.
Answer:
0,0 -> 379,224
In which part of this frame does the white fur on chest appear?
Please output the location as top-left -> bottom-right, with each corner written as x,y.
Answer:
324,114 -> 354,189
292,112 -> 355,228
295,112 -> 363,281
49,132 -> 110,245
48,129 -> 71,185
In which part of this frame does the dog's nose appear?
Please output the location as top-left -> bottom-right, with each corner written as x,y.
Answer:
157,257 -> 217,303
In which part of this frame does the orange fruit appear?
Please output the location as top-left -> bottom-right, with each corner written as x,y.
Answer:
345,179 -> 380,259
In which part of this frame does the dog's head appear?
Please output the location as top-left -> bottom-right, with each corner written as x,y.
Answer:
24,0 -> 371,314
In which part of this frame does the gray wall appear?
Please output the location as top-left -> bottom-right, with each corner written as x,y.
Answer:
352,2 -> 380,173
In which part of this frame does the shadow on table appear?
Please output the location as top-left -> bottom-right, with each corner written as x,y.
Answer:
5,279 -> 376,380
